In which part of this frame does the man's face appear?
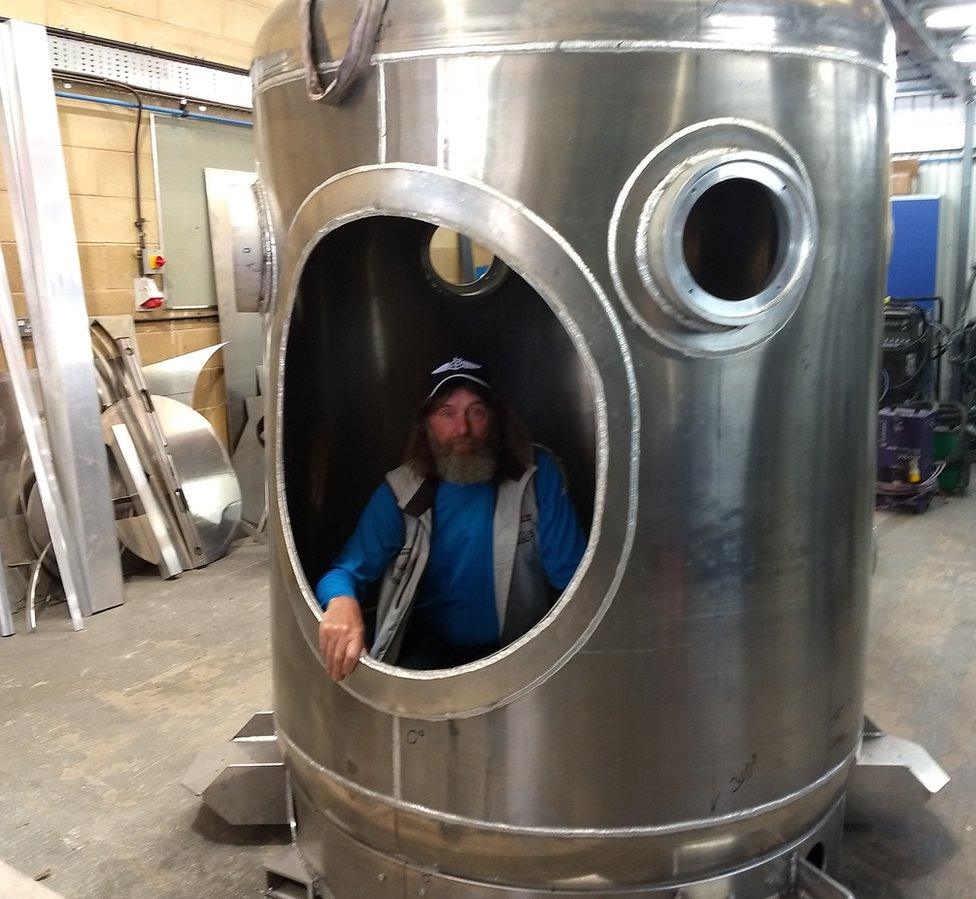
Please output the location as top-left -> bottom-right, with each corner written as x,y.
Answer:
426,386 -> 494,455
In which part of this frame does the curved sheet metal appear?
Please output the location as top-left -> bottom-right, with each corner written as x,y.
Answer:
103,397 -> 242,566
254,0 -> 893,89
141,343 -> 227,408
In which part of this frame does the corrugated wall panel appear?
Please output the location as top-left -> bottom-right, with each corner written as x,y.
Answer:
889,98 -> 976,396
915,157 -> 964,318
908,157 -> 976,325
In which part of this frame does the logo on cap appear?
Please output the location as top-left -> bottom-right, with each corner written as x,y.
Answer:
432,358 -> 481,374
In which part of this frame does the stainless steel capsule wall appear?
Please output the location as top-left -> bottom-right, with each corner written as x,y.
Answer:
254,1 -> 892,895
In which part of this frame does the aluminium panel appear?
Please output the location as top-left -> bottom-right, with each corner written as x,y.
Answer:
0,20 -> 123,616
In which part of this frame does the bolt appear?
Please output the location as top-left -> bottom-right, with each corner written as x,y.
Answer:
377,873 -> 386,882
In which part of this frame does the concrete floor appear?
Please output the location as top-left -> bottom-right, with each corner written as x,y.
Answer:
0,541 -> 285,899
840,497 -> 976,898
0,497 -> 973,898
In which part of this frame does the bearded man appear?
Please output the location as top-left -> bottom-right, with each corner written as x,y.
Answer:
315,357 -> 587,682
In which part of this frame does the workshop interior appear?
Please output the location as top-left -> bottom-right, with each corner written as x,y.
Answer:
0,1 -> 974,897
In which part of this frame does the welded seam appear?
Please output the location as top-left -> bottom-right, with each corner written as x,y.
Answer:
281,729 -> 856,838
391,716 -> 402,800
376,62 -> 387,163
254,37 -> 890,96
607,117 -> 817,358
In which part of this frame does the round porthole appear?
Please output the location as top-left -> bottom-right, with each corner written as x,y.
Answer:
639,151 -> 816,330
683,177 -> 780,301
610,119 -> 819,356
422,225 -> 509,297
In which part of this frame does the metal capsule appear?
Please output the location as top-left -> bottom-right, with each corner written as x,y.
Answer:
253,1 -> 892,894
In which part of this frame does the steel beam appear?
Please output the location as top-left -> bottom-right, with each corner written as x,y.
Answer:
885,0 -> 971,99
0,19 -> 123,616
894,79 -> 939,95
955,95 -> 976,326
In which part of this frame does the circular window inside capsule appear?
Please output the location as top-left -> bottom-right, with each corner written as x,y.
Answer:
422,225 -> 509,297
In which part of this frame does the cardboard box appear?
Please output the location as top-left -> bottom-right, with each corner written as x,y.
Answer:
890,159 -> 920,195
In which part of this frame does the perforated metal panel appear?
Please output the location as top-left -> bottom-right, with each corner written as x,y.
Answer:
48,35 -> 252,109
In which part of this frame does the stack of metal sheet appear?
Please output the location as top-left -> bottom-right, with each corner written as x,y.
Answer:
0,19 -> 250,635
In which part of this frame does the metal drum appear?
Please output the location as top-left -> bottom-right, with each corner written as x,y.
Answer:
253,1 -> 891,894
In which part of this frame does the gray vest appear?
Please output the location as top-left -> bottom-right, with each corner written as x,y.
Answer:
370,458 -> 551,664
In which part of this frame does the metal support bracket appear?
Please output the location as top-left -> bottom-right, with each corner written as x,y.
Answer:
182,711 -> 288,826
846,716 -> 950,821
795,858 -> 854,898
265,845 -> 326,899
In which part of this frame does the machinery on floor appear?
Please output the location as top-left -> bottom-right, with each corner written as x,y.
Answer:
880,301 -> 943,406
873,298 -> 975,512
876,404 -> 943,513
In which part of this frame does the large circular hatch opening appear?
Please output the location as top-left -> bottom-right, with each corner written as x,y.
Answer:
682,178 -> 781,301
283,215 -> 596,674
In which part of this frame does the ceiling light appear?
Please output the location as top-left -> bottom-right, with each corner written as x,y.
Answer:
926,4 -> 976,29
952,40 -> 976,62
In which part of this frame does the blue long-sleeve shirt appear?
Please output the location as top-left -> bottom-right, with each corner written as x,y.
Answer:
315,448 -> 587,646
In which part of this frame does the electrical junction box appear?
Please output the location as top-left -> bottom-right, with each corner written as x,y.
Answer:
133,276 -> 164,310
141,249 -> 166,275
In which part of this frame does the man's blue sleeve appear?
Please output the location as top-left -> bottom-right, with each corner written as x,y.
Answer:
314,482 -> 405,609
533,449 -> 587,591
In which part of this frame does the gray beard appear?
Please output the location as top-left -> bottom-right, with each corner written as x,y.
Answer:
430,440 -> 498,485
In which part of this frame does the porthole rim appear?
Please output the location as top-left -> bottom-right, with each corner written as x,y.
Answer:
639,149 -> 817,331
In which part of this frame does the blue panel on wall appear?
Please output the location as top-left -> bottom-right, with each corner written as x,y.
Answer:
887,196 -> 941,299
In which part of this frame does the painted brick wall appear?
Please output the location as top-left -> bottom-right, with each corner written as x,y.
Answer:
0,0 -> 274,445
0,0 -> 276,68
0,100 -> 160,320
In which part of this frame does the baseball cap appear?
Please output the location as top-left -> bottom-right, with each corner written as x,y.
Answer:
425,357 -> 495,400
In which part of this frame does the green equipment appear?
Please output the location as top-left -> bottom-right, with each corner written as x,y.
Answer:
934,403 -> 973,493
